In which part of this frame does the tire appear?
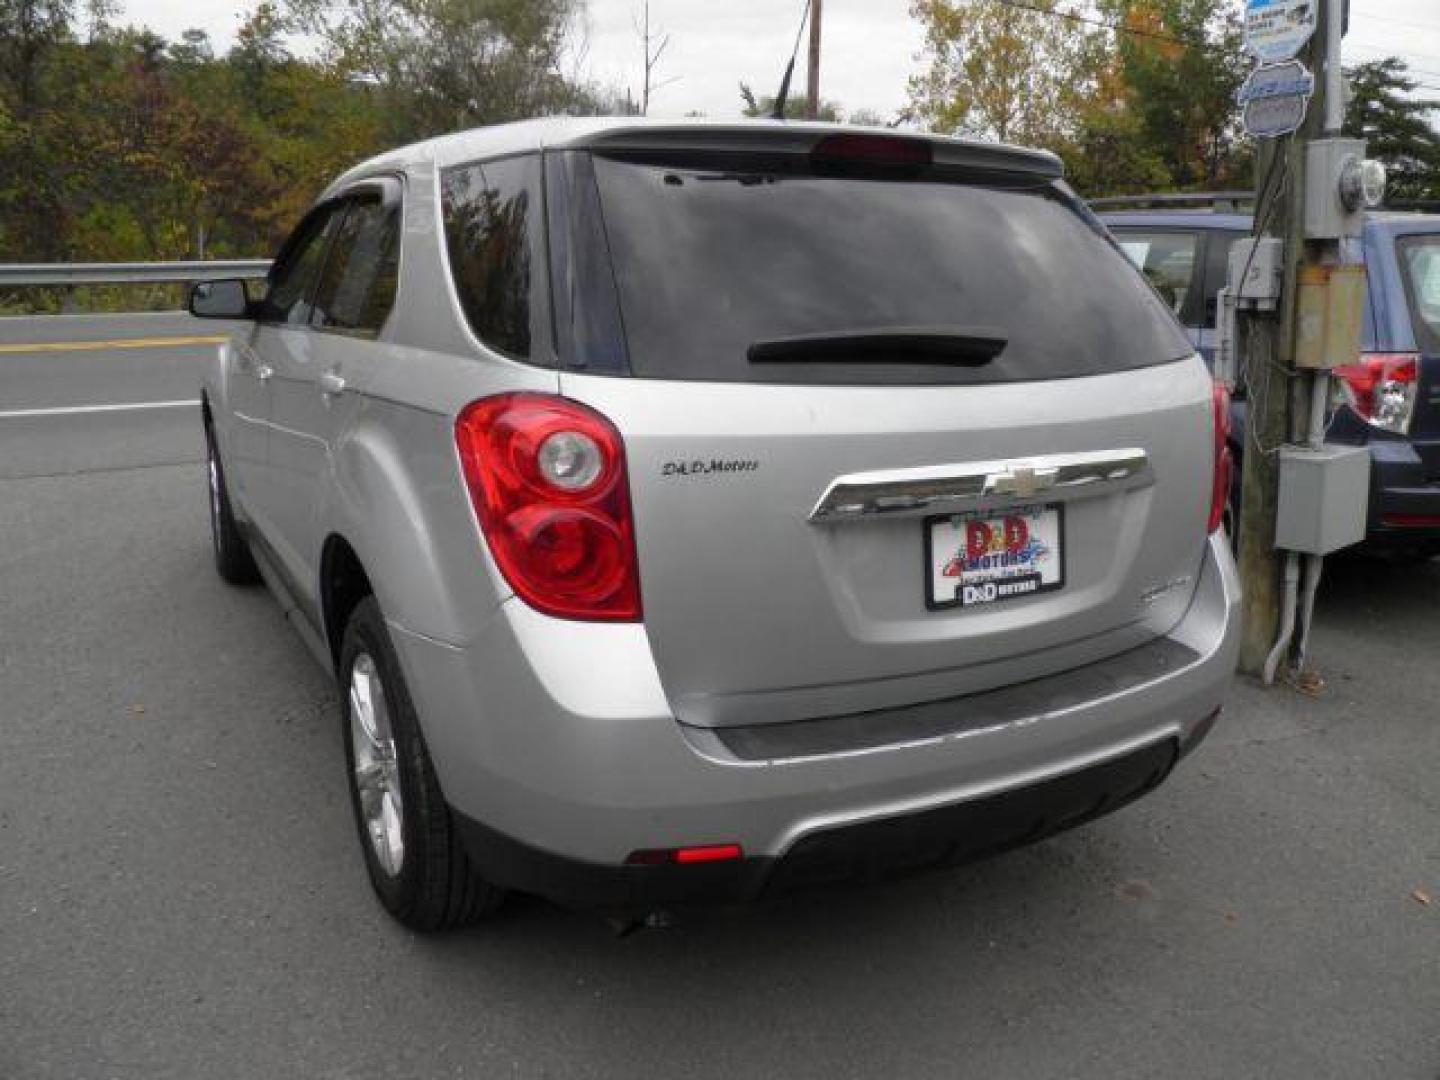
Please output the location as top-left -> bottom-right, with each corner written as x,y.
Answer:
339,596 -> 504,930
205,423 -> 261,585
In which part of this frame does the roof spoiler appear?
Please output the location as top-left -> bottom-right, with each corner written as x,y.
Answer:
568,124 -> 1064,179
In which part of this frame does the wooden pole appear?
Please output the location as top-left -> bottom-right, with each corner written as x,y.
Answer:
1236,5 -> 1330,675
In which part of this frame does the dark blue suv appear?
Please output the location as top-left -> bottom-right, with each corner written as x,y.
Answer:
1099,198 -> 1440,556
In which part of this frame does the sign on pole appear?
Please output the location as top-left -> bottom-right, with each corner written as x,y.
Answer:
1244,0 -> 1318,63
1238,59 -> 1315,138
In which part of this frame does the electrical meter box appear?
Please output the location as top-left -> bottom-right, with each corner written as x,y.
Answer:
1305,138 -> 1367,240
1275,444 -> 1370,555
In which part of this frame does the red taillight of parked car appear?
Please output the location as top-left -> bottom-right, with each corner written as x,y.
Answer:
1210,382 -> 1233,535
455,393 -> 642,621
1334,353 -> 1419,435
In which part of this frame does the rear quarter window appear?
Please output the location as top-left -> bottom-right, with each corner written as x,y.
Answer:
585,153 -> 1191,385
441,155 -> 545,360
1399,236 -> 1440,353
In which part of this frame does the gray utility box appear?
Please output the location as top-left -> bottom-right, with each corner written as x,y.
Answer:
1304,138 -> 1367,241
1275,443 -> 1370,555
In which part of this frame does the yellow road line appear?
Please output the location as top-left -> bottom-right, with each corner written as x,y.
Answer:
0,335 -> 229,355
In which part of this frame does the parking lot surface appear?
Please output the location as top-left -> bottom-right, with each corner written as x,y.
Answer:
0,317 -> 1436,1078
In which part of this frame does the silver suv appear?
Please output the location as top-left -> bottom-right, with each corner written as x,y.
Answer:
192,119 -> 1239,929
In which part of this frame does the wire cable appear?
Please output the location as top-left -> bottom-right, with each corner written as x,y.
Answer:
1234,139 -> 1297,461
978,0 -> 1200,48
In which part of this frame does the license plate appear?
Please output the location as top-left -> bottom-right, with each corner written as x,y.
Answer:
925,504 -> 1065,610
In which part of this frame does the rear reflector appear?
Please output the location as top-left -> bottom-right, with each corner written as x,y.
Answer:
625,843 -> 744,866
1381,514 -> 1440,528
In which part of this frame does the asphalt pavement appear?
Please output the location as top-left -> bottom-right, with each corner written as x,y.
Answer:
0,314 -> 1436,1079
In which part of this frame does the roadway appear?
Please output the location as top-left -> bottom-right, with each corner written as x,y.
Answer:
0,312 -> 244,478
0,313 -> 1436,1078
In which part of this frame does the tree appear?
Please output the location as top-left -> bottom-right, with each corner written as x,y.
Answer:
907,0 -> 1094,146
906,0 -> 1250,196
0,0 -> 76,258
739,81 -> 841,121
846,108 -> 888,128
633,1 -> 676,115
1097,0 -> 1250,189
289,0 -> 598,142
1344,58 -> 1440,203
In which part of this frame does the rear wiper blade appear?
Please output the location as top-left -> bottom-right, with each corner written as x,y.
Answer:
747,326 -> 1007,366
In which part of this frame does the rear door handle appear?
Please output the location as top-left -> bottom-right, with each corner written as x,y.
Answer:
256,364 -> 274,381
318,371 -> 346,397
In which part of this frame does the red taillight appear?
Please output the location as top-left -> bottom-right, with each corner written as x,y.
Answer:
1210,382 -> 1234,535
626,844 -> 744,866
455,393 -> 641,621
1334,353 -> 1419,435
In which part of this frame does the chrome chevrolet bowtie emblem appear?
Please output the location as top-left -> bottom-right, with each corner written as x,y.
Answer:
985,464 -> 1059,499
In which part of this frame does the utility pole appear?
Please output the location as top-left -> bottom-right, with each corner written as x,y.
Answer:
805,0 -> 822,120
1237,0 -> 1375,678
1235,79 -> 1318,675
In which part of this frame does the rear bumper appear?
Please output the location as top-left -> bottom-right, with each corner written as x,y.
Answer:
1366,438 -> 1440,543
451,735 -> 1188,911
390,532 -> 1239,911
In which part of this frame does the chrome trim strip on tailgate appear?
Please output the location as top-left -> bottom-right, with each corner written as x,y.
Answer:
808,448 -> 1151,523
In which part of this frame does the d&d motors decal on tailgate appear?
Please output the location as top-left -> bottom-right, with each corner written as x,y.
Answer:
661,459 -> 760,477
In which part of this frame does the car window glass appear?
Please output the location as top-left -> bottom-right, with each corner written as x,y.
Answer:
311,195 -> 401,337
1201,232 -> 1244,328
263,208 -> 340,325
440,155 -> 541,359
585,155 -> 1190,386
1112,230 -> 1199,324
1400,237 -> 1440,352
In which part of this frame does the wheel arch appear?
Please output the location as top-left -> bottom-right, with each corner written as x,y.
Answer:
326,414 -> 509,650
321,534 -> 376,671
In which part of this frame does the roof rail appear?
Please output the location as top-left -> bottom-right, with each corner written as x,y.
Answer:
1088,191 -> 1255,213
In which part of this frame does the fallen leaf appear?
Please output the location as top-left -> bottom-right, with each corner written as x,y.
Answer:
129,705 -> 145,715
1287,668 -> 1326,698
1412,888 -> 1432,907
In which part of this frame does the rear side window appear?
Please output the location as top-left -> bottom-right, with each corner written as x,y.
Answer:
1113,230 -> 1202,326
440,156 -> 542,359
311,196 -> 401,337
1199,231 -> 1245,329
586,154 -> 1190,385
1399,236 -> 1440,353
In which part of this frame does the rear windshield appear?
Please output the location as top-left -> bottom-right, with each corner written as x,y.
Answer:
1399,236 -> 1440,353
581,153 -> 1190,385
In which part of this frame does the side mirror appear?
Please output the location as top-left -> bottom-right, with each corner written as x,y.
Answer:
189,279 -> 253,319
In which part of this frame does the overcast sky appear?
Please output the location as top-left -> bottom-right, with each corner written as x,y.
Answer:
118,0 -> 1440,121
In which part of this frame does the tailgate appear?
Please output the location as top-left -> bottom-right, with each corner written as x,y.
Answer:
564,361 -> 1213,727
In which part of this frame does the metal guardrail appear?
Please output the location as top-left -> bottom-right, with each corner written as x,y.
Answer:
1089,191 -> 1255,213
0,260 -> 272,287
